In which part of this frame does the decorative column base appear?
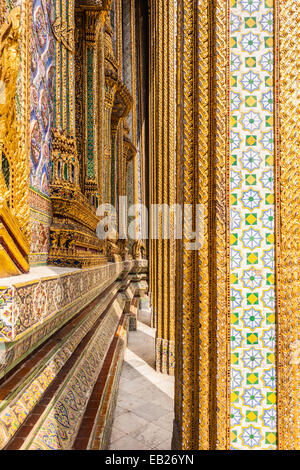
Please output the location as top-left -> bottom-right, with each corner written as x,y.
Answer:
155,338 -> 175,375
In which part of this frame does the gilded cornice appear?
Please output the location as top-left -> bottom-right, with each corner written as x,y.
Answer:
75,0 -> 113,49
50,130 -> 100,232
76,0 -> 112,10
50,188 -> 100,231
85,10 -> 100,49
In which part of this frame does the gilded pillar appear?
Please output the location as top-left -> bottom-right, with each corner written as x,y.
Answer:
96,18 -> 105,204
276,0 -> 300,450
173,0 -> 211,448
149,0 -> 156,326
149,0 -> 176,375
130,0 -> 138,209
115,0 -> 125,202
84,9 -> 100,205
73,2 -> 112,207
53,0 -> 75,134
103,4 -> 133,208
0,4 -> 31,277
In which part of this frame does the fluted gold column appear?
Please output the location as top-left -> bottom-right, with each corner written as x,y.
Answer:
173,0 -> 211,448
276,0 -> 300,450
149,0 -> 156,328
115,0 -> 125,204
173,0 -> 231,450
149,0 -> 176,375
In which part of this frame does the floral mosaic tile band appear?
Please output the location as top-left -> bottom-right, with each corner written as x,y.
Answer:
229,0 -> 276,450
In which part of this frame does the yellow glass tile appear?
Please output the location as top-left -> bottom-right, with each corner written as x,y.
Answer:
247,411 -> 257,422
267,274 -> 275,285
266,233 -> 275,244
230,233 -> 238,245
265,37 -> 274,47
248,293 -> 258,304
248,333 -> 257,344
268,353 -> 275,364
231,115 -> 237,127
231,155 -> 236,166
246,135 -> 256,146
246,18 -> 256,28
268,393 -> 276,404
231,75 -> 237,87
266,433 -> 277,444
231,37 -> 237,48
231,353 -> 239,364
246,57 -> 256,67
267,313 -> 275,324
265,76 -> 273,87
246,175 -> 256,185
231,273 -> 238,284
266,155 -> 274,166
246,214 -> 257,225
231,193 -> 237,205
231,391 -> 239,403
266,194 -> 274,204
246,96 -> 256,107
248,253 -> 258,264
247,374 -> 258,384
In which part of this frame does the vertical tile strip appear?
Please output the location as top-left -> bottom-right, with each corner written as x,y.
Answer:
229,0 -> 277,450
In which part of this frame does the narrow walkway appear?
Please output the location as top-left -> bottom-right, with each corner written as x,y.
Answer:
109,303 -> 174,450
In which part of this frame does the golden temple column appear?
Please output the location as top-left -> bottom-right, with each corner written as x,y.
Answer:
130,0 -> 139,216
149,0 -> 176,375
149,0 -> 156,328
0,4 -> 31,277
277,0 -> 300,450
173,0 -> 211,448
115,0 -> 124,204
73,2 -> 111,207
173,0 -> 230,450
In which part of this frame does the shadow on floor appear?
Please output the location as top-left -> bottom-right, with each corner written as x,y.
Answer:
109,307 -> 175,450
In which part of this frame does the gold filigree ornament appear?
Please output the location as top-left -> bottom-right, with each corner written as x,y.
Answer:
49,129 -> 107,268
51,16 -> 75,53
0,7 -> 30,278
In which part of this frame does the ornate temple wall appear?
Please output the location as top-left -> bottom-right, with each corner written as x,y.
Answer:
0,1 -> 31,273
0,0 -> 149,450
30,0 -> 55,195
29,0 -> 56,265
148,0 -> 176,374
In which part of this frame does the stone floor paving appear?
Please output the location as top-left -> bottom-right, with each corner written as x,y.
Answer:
109,305 -> 174,450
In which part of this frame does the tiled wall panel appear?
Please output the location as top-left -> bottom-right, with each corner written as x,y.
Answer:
229,0 -> 276,450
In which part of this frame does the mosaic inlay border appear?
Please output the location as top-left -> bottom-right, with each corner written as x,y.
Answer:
229,0 -> 277,450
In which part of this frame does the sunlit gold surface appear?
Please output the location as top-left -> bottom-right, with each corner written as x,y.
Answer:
0,6 -> 30,277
